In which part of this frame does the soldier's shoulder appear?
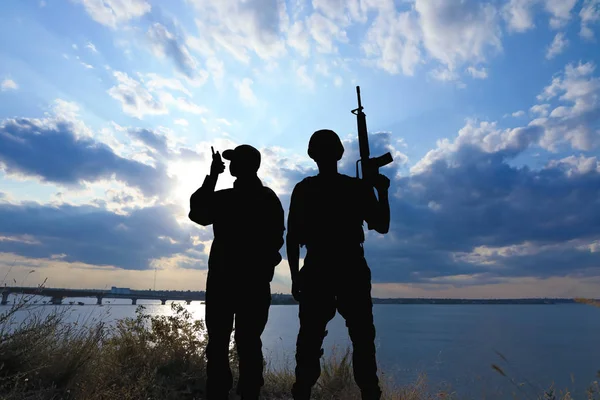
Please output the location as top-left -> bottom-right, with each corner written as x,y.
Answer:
215,187 -> 235,196
338,174 -> 371,194
338,173 -> 363,186
293,176 -> 316,189
338,173 -> 358,182
261,185 -> 279,199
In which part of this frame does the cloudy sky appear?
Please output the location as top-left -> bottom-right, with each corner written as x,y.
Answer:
1,0 -> 599,298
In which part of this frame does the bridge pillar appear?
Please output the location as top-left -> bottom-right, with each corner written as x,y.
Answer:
161,299 -> 167,305
51,296 -> 63,305
131,298 -> 137,305
96,296 -> 103,305
185,300 -> 191,305
1,292 -> 9,305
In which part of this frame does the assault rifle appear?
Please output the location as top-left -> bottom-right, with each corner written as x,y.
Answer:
351,86 -> 393,185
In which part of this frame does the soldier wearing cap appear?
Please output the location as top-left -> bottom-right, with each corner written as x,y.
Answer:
287,130 -> 390,400
189,144 -> 285,400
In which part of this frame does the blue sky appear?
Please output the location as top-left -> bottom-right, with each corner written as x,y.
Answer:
1,0 -> 599,297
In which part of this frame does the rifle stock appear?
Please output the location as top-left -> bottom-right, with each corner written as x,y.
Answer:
351,86 -> 393,184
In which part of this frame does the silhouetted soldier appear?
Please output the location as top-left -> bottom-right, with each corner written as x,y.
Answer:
287,130 -> 390,400
189,144 -> 285,400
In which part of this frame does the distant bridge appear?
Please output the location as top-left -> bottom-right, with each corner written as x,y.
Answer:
1,286 -> 206,305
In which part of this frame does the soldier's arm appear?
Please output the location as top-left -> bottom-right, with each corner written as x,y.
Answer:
264,189 -> 286,253
286,184 -> 303,281
188,174 -> 219,226
364,175 -> 390,234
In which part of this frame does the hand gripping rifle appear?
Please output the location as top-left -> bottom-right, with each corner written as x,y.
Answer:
351,86 -> 393,184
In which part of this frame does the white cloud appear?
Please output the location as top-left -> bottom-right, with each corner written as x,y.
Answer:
51,99 -> 81,121
141,73 -> 192,96
186,35 -> 215,58
363,0 -> 501,78
72,44 -> 78,50
546,32 -> 568,59
287,20 -> 310,57
544,0 -> 578,29
315,62 -> 330,76
174,119 -> 189,126
312,0 -> 351,23
306,12 -> 349,54
187,0 -> 287,61
81,62 -> 94,69
107,71 -> 168,119
86,41 -> 98,53
147,23 -> 204,81
362,10 -> 421,75
416,0 -> 502,73
530,104 -> 550,116
158,93 -> 207,114
171,97 -> 207,114
512,110 -> 525,117
75,0 -> 151,29
206,57 -> 225,82
503,0 -> 537,32
234,78 -> 258,106
333,75 -> 343,87
410,119 -> 542,174
580,0 -> 600,39
420,61 -> 600,159
216,118 -> 232,126
430,67 -> 459,82
1,79 -> 18,91
504,0 -> 577,32
466,66 -> 488,79
296,65 -> 315,90
534,62 -> 600,151
547,155 -> 600,175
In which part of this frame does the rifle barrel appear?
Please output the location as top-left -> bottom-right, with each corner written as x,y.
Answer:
356,86 -> 362,109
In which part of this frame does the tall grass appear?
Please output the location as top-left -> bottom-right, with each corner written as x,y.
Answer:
0,296 -> 597,399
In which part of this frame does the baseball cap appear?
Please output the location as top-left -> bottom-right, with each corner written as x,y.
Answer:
222,144 -> 261,172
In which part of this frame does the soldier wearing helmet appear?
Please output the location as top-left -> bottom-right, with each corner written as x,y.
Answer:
189,144 -> 285,400
287,129 -> 390,400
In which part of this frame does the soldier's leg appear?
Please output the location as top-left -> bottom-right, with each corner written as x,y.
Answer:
292,284 -> 336,400
234,283 -> 271,400
337,260 -> 381,400
205,278 -> 235,400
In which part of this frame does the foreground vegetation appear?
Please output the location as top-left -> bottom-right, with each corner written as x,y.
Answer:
0,294 -> 598,400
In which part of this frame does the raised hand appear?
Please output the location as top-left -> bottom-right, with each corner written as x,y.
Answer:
373,173 -> 390,192
210,146 -> 225,177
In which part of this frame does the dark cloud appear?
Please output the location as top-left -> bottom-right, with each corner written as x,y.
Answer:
369,144 -> 600,284
129,128 -> 170,157
0,118 -> 172,197
2,114 -> 599,285
275,130 -> 600,286
0,201 -> 206,270
128,128 -> 202,161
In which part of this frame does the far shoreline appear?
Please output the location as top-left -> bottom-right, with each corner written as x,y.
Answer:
3,297 -> 598,306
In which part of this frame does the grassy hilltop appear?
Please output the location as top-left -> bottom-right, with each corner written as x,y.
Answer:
0,296 -> 598,400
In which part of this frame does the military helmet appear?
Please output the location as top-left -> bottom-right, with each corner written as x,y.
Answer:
308,129 -> 344,161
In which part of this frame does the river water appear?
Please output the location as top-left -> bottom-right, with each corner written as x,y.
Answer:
3,297 -> 599,399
